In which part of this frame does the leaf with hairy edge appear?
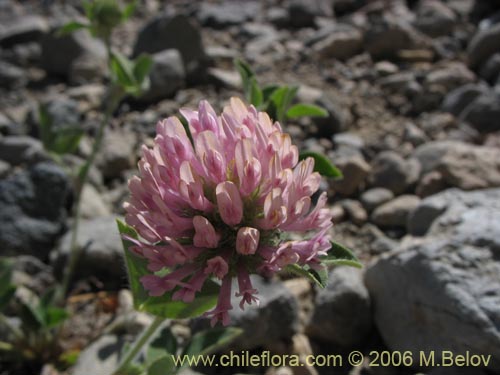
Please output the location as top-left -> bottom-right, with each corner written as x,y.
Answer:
321,242 -> 362,268
57,21 -> 89,36
285,264 -> 328,288
147,326 -> 177,364
147,355 -> 176,375
117,220 -> 220,319
249,78 -> 263,107
286,103 -> 328,119
133,54 -> 153,84
299,151 -> 342,179
182,327 -> 243,357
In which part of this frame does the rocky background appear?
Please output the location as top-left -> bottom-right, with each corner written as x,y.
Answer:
1,0 -> 500,374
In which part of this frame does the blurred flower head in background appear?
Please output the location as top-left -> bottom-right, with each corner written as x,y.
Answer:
124,97 -> 333,326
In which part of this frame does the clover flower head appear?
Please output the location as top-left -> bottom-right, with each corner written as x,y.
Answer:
124,97 -> 333,326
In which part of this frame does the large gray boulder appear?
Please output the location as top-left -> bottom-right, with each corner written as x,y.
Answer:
366,188 -> 500,371
306,267 -> 372,348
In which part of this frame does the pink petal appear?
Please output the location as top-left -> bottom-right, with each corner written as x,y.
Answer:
216,181 -> 243,226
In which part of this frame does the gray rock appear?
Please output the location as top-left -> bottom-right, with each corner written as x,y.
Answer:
364,15 -> 421,60
40,29 -> 106,83
425,62 -> 476,92
0,160 -> 10,178
413,141 -> 500,190
467,22 -> 500,69
369,151 -> 420,195
287,0 -> 333,28
334,0 -> 366,15
139,49 -> 185,103
360,188 -> 394,212
307,267 -> 371,348
51,216 -> 125,287
479,52 -> 500,83
45,97 -> 80,126
198,1 -> 259,28
0,15 -> 48,47
371,195 -> 421,228
267,7 -> 290,28
340,199 -> 368,225
12,255 -> 55,295
441,83 -> 489,117
0,162 -> 69,258
0,60 -> 27,89
332,132 -> 364,150
460,92 -> 500,133
95,128 -> 136,180
403,122 -> 428,146
0,136 -> 47,165
312,95 -> 351,136
332,156 -> 370,196
72,334 -> 125,375
407,196 -> 448,236
313,27 -> 363,60
379,71 -> 418,94
133,14 -> 207,79
80,185 -> 111,219
413,0 -> 457,37
366,188 -> 500,371
192,276 -> 300,350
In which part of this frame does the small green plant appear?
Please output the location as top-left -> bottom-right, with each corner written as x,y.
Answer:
235,59 -> 342,179
59,0 -> 137,43
234,59 -> 328,124
0,259 -> 71,369
48,0 -> 153,303
114,324 -> 242,375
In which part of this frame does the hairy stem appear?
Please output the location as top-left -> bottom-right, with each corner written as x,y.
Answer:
112,316 -> 165,375
57,85 -> 122,303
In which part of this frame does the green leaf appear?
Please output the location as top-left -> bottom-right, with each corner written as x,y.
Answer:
321,242 -> 362,268
183,327 -> 243,357
19,300 -> 44,332
43,307 -> 70,329
0,258 -> 16,312
261,84 -> 279,104
285,264 -> 328,288
298,151 -> 343,179
148,355 -> 176,375
268,85 -> 299,124
38,105 -> 54,150
0,286 -> 15,312
147,326 -> 177,364
234,59 -> 256,102
51,129 -> 84,155
249,78 -> 263,107
117,220 -> 219,319
122,0 -> 137,20
57,21 -> 89,36
121,363 -> 146,375
286,103 -> 328,119
133,54 -> 153,85
110,51 -> 136,88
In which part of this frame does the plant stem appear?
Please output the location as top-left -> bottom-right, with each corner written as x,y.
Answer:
112,316 -> 165,375
57,88 -> 121,304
